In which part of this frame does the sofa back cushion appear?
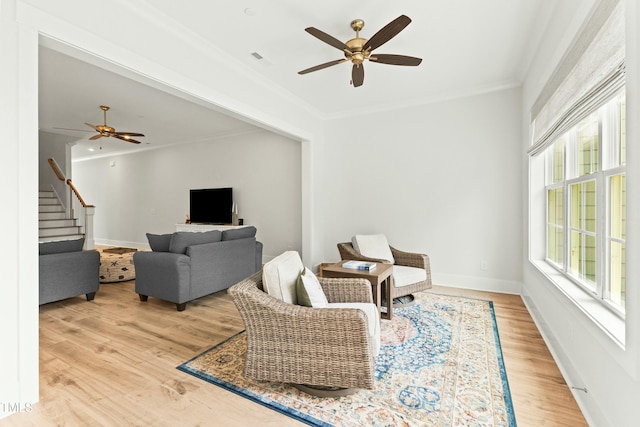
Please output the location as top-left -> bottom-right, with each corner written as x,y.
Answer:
169,230 -> 222,254
262,251 -> 304,304
352,234 -> 395,264
221,226 -> 257,241
146,233 -> 172,252
39,238 -> 85,255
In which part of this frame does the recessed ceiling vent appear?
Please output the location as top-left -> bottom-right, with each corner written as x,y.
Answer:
250,51 -> 272,66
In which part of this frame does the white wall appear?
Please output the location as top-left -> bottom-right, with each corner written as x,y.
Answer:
0,0 -> 39,416
73,130 -> 302,260
39,130 -> 75,207
521,1 -> 640,426
3,0 -> 322,417
317,87 -> 523,293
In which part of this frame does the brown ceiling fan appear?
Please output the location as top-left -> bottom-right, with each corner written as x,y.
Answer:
298,15 -> 422,87
82,105 -> 145,144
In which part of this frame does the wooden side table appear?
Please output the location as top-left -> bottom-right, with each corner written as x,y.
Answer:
321,261 -> 394,320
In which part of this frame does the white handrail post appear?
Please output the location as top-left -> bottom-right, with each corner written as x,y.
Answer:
83,206 -> 96,250
69,190 -> 74,219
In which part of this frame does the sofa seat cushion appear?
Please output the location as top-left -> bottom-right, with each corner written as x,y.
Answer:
296,267 -> 328,308
327,302 -> 380,357
169,230 -> 222,254
262,251 -> 304,304
393,265 -> 427,288
39,238 -> 85,255
352,234 -> 395,263
146,233 -> 172,252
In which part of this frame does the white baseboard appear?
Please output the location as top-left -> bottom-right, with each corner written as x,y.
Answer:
432,273 -> 522,295
521,287 -> 606,427
95,239 -> 149,250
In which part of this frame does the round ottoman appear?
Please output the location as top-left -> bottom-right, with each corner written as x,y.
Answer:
100,251 -> 136,283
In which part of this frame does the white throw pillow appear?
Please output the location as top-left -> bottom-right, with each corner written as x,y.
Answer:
352,234 -> 395,264
296,267 -> 328,308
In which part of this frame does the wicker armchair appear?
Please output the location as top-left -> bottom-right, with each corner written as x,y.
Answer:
337,241 -> 432,300
228,271 -> 378,393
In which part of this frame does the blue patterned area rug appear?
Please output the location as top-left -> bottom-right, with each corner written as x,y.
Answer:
178,292 -> 517,426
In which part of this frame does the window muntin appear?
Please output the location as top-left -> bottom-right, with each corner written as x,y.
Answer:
620,94 -> 626,166
608,174 -> 626,308
544,91 -> 626,315
547,187 -> 564,266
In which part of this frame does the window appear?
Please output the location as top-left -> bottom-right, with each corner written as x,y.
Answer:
544,91 -> 626,314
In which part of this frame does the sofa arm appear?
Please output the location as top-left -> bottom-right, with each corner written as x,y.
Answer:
390,246 -> 431,271
133,251 -> 191,303
255,241 -> 263,271
39,250 -> 100,305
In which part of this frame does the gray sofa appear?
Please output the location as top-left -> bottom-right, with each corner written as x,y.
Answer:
134,226 -> 263,311
39,238 -> 100,305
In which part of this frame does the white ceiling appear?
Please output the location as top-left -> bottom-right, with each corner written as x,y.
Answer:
38,0 -> 562,160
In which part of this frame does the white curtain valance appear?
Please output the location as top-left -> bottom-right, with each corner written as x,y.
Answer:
528,0 -> 624,157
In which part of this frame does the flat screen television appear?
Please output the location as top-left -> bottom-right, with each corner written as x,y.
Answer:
189,187 -> 233,224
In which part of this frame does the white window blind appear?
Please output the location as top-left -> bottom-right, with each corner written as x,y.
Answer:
528,0 -> 624,157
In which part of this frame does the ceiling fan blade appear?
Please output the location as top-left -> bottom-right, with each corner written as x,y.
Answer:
85,122 -> 100,131
352,64 -> 364,87
298,59 -> 347,75
363,15 -> 412,52
370,54 -> 422,66
305,27 -> 351,52
113,134 -> 142,144
89,134 -> 105,141
53,127 -> 93,133
113,132 -> 145,137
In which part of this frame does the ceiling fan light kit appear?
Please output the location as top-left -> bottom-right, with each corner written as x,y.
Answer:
298,15 -> 422,87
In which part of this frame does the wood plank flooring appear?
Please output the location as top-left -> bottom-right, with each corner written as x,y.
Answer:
2,281 -> 587,426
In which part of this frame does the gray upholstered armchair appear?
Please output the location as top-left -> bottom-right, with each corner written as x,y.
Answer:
39,238 -> 100,305
228,251 -> 379,396
337,234 -> 432,302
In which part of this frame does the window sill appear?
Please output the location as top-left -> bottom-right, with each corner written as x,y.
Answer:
530,259 -> 625,348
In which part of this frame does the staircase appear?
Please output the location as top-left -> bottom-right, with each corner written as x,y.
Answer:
39,189 -> 84,243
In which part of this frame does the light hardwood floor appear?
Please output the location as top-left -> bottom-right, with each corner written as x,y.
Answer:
2,280 -> 587,426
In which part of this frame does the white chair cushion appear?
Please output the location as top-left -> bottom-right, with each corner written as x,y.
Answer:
352,234 -> 395,264
262,251 -> 304,304
392,265 -> 427,288
296,267 -> 328,308
327,302 -> 380,357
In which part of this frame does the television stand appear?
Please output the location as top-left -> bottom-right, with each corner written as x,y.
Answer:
175,224 -> 249,232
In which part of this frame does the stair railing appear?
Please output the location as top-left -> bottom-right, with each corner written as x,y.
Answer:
47,158 -> 96,249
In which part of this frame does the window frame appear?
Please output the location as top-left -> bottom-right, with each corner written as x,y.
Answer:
543,93 -> 626,318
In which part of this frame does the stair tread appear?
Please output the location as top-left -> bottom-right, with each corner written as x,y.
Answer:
39,226 -> 82,230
